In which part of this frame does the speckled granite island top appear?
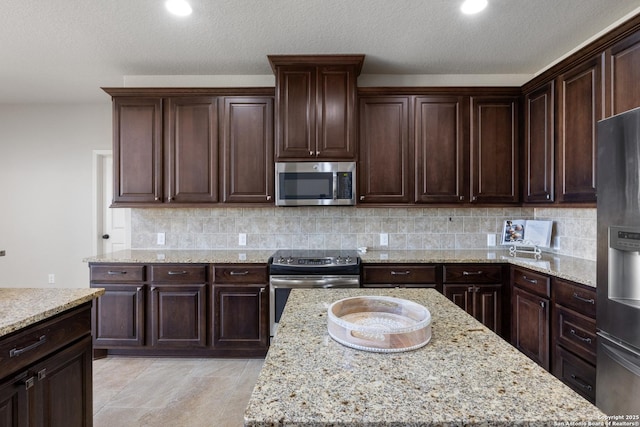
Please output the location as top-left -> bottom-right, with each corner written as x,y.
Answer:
0,288 -> 104,337
244,288 -> 604,426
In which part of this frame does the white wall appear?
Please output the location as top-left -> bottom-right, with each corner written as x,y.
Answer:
0,103 -> 112,288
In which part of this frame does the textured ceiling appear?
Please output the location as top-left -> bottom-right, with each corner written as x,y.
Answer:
1,0 -> 639,103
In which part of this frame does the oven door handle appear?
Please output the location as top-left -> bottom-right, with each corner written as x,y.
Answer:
269,276 -> 360,288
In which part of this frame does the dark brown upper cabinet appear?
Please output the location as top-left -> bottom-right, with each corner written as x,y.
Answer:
165,97 -> 219,203
112,97 -> 163,204
524,82 -> 555,203
415,96 -> 469,204
358,96 -> 412,204
269,55 -> 364,160
220,96 -> 274,203
556,55 -> 603,204
470,96 -> 519,204
605,30 -> 640,116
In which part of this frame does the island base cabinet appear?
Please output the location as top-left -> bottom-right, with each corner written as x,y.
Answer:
511,287 -> 550,370
0,373 -> 28,427
212,285 -> 269,354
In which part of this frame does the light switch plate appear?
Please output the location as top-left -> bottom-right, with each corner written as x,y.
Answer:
157,232 -> 165,245
380,233 -> 388,246
487,233 -> 496,247
239,233 -> 247,246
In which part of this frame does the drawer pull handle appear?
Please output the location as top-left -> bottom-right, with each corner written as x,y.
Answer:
572,293 -> 595,305
168,271 -> 188,275
569,329 -> 592,344
522,276 -> 538,284
107,270 -> 127,275
10,335 -> 47,358
462,271 -> 483,276
230,271 -> 250,276
390,271 -> 411,276
570,374 -> 593,391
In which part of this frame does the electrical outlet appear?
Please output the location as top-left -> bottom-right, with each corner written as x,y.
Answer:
487,233 -> 496,247
157,232 -> 165,245
238,233 -> 247,246
48,274 -> 55,284
380,233 -> 388,246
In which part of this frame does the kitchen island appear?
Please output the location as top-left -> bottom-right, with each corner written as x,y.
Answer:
244,288 -> 605,426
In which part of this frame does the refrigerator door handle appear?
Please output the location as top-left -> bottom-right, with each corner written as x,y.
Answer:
599,334 -> 640,377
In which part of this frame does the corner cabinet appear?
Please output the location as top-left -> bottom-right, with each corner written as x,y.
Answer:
470,96 -> 519,204
556,55 -> 603,203
523,82 -> 555,203
269,55 -> 364,160
103,88 -> 275,207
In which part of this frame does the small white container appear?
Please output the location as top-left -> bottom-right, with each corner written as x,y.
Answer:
327,296 -> 432,353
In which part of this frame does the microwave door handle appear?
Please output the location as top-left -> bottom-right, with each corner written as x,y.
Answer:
333,173 -> 338,200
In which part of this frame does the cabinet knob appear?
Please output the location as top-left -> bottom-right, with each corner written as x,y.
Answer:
154,197 -> 159,201
359,196 -> 365,201
459,196 -> 464,201
546,194 -> 550,200
539,301 -> 546,308
472,196 -> 477,202
102,234 -> 110,239
309,151 -> 314,156
316,151 -> 320,156
266,195 -> 271,201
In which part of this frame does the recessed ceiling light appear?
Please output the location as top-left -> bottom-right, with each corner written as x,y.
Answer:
460,0 -> 488,15
165,0 -> 192,17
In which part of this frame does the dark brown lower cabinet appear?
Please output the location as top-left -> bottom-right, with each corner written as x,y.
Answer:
444,284 -> 502,334
212,285 -> 269,351
150,284 -> 207,348
511,286 -> 550,370
92,283 -> 145,348
0,305 -> 93,427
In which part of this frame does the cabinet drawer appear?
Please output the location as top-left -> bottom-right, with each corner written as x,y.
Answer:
90,265 -> 145,282
555,306 -> 597,364
213,265 -> 268,284
0,305 -> 91,380
443,264 -> 502,283
150,265 -> 207,283
363,265 -> 437,285
554,346 -> 596,403
553,278 -> 596,318
511,267 -> 550,297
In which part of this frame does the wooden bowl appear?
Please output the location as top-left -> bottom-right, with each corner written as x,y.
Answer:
327,296 -> 431,352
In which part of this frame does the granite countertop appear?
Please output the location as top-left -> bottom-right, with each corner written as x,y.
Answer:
84,249 -> 596,288
244,288 -> 604,426
0,288 -> 105,338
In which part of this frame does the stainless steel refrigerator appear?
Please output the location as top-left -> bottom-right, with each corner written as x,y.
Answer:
596,106 -> 640,415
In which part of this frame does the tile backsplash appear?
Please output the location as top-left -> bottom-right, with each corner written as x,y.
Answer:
130,206 -> 597,260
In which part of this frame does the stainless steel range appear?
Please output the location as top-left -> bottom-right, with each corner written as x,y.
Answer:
269,249 -> 361,337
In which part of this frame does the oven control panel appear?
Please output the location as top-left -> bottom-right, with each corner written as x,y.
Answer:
270,250 -> 359,267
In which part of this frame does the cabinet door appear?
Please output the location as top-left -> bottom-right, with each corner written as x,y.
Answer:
358,96 -> 412,204
316,66 -> 358,159
512,286 -> 550,370
212,285 -> 268,350
415,96 -> 469,203
221,97 -> 274,203
606,31 -> 640,116
443,284 -> 472,313
0,373 -> 29,427
524,82 -> 555,203
274,66 -> 316,159
444,284 -> 502,334
31,336 -> 92,427
556,56 -> 603,203
112,97 -> 163,204
92,284 -> 145,347
470,97 -> 519,203
149,284 -> 207,348
165,97 -> 218,203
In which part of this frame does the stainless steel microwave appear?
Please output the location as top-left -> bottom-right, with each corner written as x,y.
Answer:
275,162 -> 356,206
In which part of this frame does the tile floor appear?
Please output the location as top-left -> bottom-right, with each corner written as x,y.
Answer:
93,357 -> 264,427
